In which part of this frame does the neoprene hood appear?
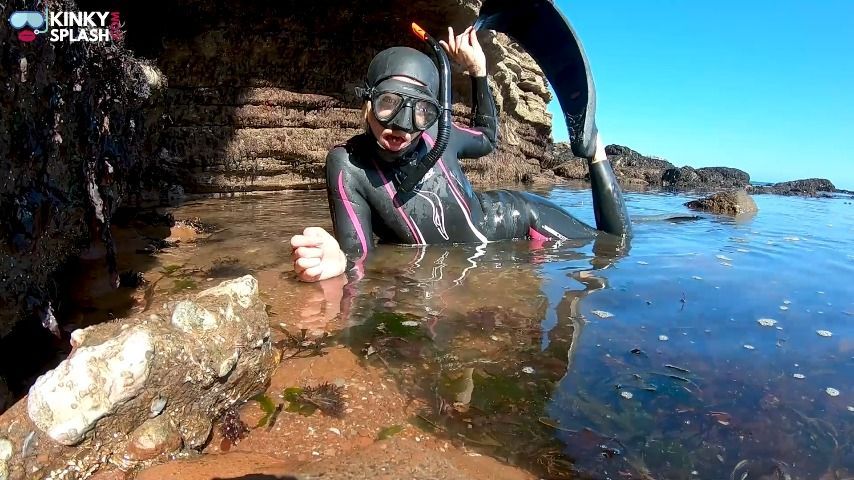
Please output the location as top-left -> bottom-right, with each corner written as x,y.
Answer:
366,47 -> 440,97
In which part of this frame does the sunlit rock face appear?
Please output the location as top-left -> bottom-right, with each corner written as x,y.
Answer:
109,0 -> 555,192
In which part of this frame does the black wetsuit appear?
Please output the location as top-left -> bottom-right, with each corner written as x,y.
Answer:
326,76 -> 630,262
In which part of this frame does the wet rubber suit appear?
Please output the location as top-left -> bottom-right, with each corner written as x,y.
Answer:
326,51 -> 630,263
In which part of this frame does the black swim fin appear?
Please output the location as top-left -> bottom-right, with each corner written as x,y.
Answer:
476,0 -> 598,159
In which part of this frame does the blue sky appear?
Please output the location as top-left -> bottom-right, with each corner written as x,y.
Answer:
546,1 -> 854,188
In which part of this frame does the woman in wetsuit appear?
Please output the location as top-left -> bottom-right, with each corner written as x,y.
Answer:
291,26 -> 631,282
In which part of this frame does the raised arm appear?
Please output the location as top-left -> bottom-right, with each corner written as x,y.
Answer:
588,136 -> 632,238
455,75 -> 499,158
441,26 -> 498,158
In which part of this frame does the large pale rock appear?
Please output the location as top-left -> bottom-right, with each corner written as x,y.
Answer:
28,328 -> 154,445
0,275 -> 275,480
0,438 -> 12,480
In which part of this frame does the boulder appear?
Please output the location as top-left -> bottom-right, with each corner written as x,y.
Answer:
663,166 -> 750,190
749,178 -> 836,196
0,275 -> 276,480
605,145 -> 675,187
685,190 -> 758,216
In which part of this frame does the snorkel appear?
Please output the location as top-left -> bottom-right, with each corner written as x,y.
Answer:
396,23 -> 452,192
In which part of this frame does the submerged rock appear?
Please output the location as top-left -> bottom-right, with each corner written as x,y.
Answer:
684,190 -> 758,216
0,275 -> 275,479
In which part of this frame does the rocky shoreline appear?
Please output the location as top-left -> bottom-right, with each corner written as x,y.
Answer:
549,143 -> 842,197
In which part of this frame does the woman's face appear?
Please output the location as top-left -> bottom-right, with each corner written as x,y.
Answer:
367,76 -> 425,153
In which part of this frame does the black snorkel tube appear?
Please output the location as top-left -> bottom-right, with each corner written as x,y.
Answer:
396,23 -> 452,193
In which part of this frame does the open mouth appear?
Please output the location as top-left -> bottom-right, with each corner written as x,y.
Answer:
381,131 -> 413,152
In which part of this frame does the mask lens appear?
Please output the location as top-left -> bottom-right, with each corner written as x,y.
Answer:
9,11 -> 44,29
373,92 -> 403,121
413,100 -> 439,130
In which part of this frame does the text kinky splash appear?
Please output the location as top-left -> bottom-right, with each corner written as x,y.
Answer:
48,11 -> 121,42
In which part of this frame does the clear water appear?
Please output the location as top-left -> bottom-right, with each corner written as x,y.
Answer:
69,188 -> 854,478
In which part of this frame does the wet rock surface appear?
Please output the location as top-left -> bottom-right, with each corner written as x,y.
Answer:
0,275 -> 275,479
685,190 -> 759,216
0,0 -> 166,339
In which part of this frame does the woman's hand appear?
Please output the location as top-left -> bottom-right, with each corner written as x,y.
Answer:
290,227 -> 347,282
439,26 -> 487,77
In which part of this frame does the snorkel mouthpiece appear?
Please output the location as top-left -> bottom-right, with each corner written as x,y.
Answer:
396,23 -> 452,192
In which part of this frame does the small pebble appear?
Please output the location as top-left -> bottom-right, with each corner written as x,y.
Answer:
743,344 -> 755,350
757,318 -> 777,327
591,310 -> 614,319
401,320 -> 419,327
793,373 -> 805,379
620,391 -> 633,400
522,366 -> 534,374
826,387 -> 840,397
490,335 -> 500,341
658,335 -> 669,341
816,330 -> 833,337
328,428 -> 341,436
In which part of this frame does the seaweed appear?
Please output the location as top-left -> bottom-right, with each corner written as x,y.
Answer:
283,383 -> 346,418
275,329 -> 329,360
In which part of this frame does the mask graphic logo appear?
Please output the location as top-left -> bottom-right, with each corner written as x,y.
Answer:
8,10 -> 46,42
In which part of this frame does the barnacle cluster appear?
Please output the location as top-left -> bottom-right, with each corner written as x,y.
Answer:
219,407 -> 249,443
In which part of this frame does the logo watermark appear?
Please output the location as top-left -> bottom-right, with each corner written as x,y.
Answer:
8,8 -> 121,43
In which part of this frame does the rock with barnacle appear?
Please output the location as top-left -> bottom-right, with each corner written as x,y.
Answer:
0,275 -> 276,479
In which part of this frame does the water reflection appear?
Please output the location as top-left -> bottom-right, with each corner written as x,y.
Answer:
323,235 -> 625,478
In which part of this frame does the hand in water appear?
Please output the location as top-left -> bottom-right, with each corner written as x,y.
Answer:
296,273 -> 346,334
290,227 -> 347,282
439,26 -> 487,77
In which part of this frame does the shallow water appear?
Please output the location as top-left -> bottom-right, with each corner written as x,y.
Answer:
65,188 -> 854,478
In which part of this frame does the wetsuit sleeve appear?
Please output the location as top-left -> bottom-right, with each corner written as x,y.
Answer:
325,147 -> 374,262
589,148 -> 633,238
456,76 -> 499,159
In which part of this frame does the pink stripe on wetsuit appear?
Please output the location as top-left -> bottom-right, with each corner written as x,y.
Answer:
422,132 -> 472,214
370,158 -> 426,244
453,123 -> 484,136
337,171 -> 368,261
